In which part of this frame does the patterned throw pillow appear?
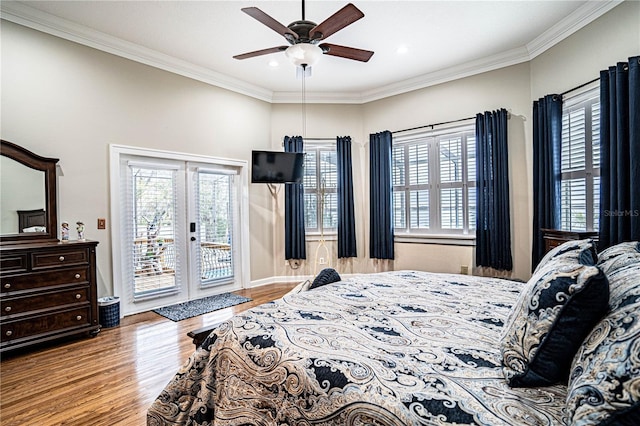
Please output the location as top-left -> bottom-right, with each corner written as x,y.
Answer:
309,268 -> 341,290
566,242 -> 640,425
501,239 -> 609,387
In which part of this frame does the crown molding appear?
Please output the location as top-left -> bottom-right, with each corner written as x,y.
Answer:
0,2 -> 275,103
1,1 -> 621,105
526,0 -> 623,59
360,46 -> 532,103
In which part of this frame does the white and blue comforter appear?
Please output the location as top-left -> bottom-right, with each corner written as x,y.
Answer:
148,271 -> 567,425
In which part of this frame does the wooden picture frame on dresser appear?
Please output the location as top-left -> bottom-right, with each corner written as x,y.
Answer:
1,140 -> 101,353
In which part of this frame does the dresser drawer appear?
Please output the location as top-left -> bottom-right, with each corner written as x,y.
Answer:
31,248 -> 89,270
1,287 -> 88,318
0,253 -> 28,274
1,306 -> 91,343
1,267 -> 88,294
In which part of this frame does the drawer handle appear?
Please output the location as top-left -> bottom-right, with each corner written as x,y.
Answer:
59,256 -> 65,261
75,294 -> 82,299
5,330 -> 12,337
4,306 -> 11,312
76,315 -> 82,321
75,274 -> 81,279
4,283 -> 10,289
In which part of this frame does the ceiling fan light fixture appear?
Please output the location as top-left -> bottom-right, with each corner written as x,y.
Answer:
285,43 -> 323,67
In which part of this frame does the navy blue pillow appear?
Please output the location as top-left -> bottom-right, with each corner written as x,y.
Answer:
501,239 -> 609,387
310,268 -> 341,290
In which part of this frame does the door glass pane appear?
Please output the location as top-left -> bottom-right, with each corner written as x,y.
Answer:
198,172 -> 233,285
132,167 -> 177,297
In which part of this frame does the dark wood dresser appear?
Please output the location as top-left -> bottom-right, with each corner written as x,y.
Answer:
542,228 -> 599,253
0,240 -> 100,353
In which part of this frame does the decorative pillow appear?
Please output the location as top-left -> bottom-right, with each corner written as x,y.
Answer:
597,241 -> 640,276
535,238 -> 598,274
310,268 -> 341,290
566,242 -> 640,425
501,239 -> 609,387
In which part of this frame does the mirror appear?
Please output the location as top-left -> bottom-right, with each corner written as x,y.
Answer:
0,140 -> 59,243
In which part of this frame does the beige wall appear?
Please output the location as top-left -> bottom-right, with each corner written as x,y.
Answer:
1,21 -> 274,297
362,63 -> 533,280
530,0 -> 640,100
2,2 -> 638,294
269,103 -> 367,278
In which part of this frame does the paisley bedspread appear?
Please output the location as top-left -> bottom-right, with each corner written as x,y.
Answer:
148,271 -> 567,425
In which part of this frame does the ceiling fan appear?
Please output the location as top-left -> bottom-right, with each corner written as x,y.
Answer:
233,0 -> 374,67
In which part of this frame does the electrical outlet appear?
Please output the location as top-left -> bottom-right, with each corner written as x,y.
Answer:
460,265 -> 469,275
319,257 -> 326,264
97,218 -> 106,229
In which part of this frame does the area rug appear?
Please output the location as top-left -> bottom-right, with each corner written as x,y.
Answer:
153,293 -> 251,322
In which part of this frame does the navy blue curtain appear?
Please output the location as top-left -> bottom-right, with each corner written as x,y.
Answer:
284,136 -> 306,259
599,56 -> 640,249
337,136 -> 357,258
532,95 -> 563,270
476,109 -> 513,271
369,131 -> 394,259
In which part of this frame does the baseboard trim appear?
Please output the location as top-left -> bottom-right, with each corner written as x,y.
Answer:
247,276 -> 310,288
248,273 -> 357,288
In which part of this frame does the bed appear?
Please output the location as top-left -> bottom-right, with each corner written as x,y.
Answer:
148,240 -> 639,425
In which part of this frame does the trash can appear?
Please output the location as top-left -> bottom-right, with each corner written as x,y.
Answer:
98,296 -> 120,328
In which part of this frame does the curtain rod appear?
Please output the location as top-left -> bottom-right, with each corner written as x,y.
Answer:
561,76 -> 600,97
281,137 -> 336,146
391,116 -> 476,135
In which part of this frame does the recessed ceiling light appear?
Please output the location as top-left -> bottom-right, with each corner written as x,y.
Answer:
396,45 -> 409,55
268,60 -> 279,67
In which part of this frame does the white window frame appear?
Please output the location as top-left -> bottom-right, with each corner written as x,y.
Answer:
560,84 -> 600,232
303,142 -> 338,237
392,123 -> 476,245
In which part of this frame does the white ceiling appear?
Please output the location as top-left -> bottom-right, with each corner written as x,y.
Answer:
1,1 -> 621,103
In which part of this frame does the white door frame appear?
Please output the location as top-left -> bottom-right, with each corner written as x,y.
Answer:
109,144 -> 251,317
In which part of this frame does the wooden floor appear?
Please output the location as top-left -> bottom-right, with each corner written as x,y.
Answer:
0,282 -> 298,426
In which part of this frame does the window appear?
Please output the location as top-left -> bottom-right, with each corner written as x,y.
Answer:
392,125 -> 476,236
560,87 -> 600,232
303,144 -> 337,233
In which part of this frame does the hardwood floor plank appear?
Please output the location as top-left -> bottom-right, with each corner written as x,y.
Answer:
0,282 -> 297,426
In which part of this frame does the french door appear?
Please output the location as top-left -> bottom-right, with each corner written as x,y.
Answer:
110,146 -> 249,316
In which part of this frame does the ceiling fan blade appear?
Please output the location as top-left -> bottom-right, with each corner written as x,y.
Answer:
310,3 -> 364,41
319,43 -> 374,62
233,46 -> 288,60
241,7 -> 298,40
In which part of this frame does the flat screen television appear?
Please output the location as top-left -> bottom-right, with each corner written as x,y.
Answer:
251,150 -> 305,184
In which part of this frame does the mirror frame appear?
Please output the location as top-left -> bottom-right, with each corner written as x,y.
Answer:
1,140 -> 59,244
